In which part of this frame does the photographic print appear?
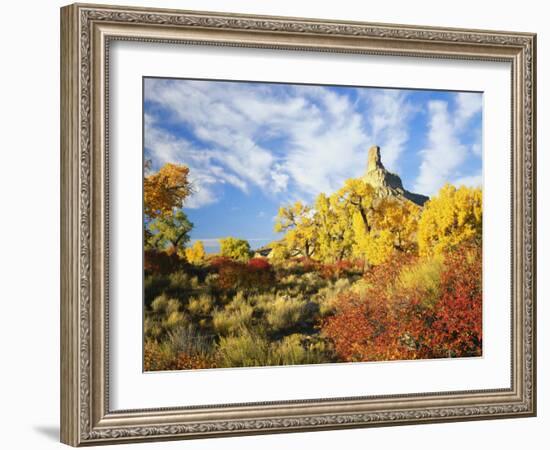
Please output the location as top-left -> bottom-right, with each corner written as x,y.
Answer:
142,77 -> 483,372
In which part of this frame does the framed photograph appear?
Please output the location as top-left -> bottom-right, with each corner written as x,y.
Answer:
60,3 -> 536,446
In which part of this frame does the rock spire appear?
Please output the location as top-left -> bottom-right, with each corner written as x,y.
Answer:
362,145 -> 429,207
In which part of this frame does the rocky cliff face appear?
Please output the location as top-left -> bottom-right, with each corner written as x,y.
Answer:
362,145 -> 429,206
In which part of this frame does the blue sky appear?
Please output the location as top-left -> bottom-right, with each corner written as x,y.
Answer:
144,78 -> 482,252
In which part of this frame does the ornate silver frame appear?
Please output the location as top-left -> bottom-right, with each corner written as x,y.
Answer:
60,3 -> 536,446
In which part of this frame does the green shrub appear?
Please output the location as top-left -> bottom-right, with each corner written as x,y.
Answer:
168,271 -> 200,291
216,331 -> 270,367
144,274 -> 169,307
271,334 -> 307,365
187,294 -> 215,317
334,277 -> 352,291
166,298 -> 181,315
397,256 -> 443,308
144,338 -> 217,371
150,295 -> 181,316
166,324 -> 214,357
143,340 -> 177,371
166,310 -> 186,328
150,296 -> 187,330
271,334 -> 334,366
212,292 -> 254,336
297,272 -> 326,293
280,257 -> 318,275
350,278 -> 372,297
248,292 -> 276,310
264,296 -> 306,332
315,278 -> 352,317
303,334 -> 337,363
144,316 -> 162,340
215,333 -> 334,368
204,273 -> 219,290
277,271 -> 326,298
151,294 -> 169,313
280,274 -> 299,287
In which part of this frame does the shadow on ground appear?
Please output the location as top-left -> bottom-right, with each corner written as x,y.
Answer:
33,425 -> 59,441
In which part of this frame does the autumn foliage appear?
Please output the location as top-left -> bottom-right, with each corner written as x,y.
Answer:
185,240 -> 206,264
418,184 -> 482,256
427,244 -> 482,356
144,249 -> 182,275
144,341 -> 217,371
321,242 -> 482,361
143,161 -> 483,371
273,178 -> 423,266
144,162 -> 192,219
318,259 -> 361,280
219,237 -> 252,262
216,257 -> 275,290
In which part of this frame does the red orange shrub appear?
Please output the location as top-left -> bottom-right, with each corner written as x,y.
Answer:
211,257 -> 275,290
144,341 -> 217,371
208,256 -> 234,269
423,243 -> 482,357
319,259 -> 362,280
248,257 -> 271,271
144,249 -> 182,275
246,258 -> 275,287
215,259 -> 243,290
321,243 -> 482,362
288,257 -> 318,274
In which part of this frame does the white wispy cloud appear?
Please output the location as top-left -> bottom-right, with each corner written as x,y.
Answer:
453,172 -> 483,188
144,79 -> 420,208
413,92 -> 482,196
359,89 -> 416,172
144,114 -> 246,209
454,92 -> 483,128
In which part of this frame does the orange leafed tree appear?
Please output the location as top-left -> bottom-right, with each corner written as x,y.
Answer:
144,162 -> 192,219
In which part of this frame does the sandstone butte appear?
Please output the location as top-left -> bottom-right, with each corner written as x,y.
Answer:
362,145 -> 428,207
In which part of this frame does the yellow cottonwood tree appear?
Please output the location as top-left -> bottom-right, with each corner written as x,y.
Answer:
371,198 -> 420,253
352,215 -> 395,266
274,201 -> 317,258
418,184 -> 482,256
314,192 -> 354,263
337,178 -> 420,266
219,237 -> 252,262
274,178 -> 422,265
336,178 -> 376,234
144,162 -> 192,219
185,240 -> 206,264
268,240 -> 292,263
